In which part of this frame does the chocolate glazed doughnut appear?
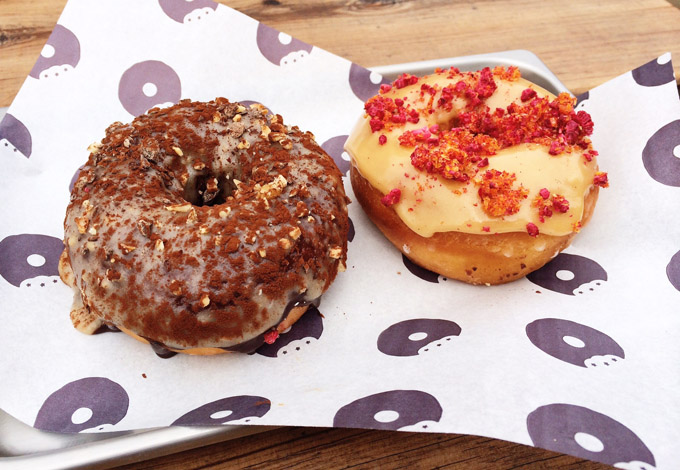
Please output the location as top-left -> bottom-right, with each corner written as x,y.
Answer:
60,99 -> 349,355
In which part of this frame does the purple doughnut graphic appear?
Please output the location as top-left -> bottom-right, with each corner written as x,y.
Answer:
632,55 -> 675,87
321,135 -> 350,176
159,0 -> 217,23
172,395 -> 271,426
333,390 -> 442,431
641,119 -> 680,187
69,164 -> 85,192
34,377 -> 129,433
256,23 -> 313,66
0,234 -> 63,288
526,253 -> 607,295
29,24 -> 80,79
402,254 -> 443,283
377,318 -> 461,357
254,305 -> 324,358
238,100 -> 274,115
0,113 -> 32,158
349,63 -> 390,102
526,318 -> 624,368
666,249 -> 680,291
118,60 -> 182,117
527,404 -> 655,468
348,216 -> 355,242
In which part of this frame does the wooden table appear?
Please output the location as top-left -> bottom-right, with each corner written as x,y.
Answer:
2,1 -> 679,468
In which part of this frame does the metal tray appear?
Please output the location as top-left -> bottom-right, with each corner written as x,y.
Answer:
0,49 -> 567,470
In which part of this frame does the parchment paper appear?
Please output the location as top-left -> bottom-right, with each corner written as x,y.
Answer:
1,1 -> 679,468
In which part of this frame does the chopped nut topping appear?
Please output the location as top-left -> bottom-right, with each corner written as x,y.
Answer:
269,131 -> 285,142
137,219 -> 152,237
180,172 -> 189,185
75,216 -> 88,234
123,138 -> 131,148
206,178 -> 218,192
200,294 -> 210,308
250,103 -> 269,114
172,146 -> 183,157
329,246 -> 342,259
307,215 -> 315,223
155,239 -> 165,252
119,243 -> 136,254
199,225 -> 209,235
169,280 -> 182,296
193,161 -> 206,170
187,208 -> 198,224
260,125 -> 271,139
233,114 -> 242,122
236,104 -> 246,113
258,248 -> 267,258
87,141 -> 102,153
289,226 -> 301,240
258,175 -> 288,200
237,139 -> 250,149
278,238 -> 291,250
218,207 -> 231,218
165,202 -> 193,212
212,112 -> 221,123
88,226 -> 97,236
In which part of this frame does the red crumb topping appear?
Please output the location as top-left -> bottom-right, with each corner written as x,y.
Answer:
526,222 -> 539,237
476,170 -> 528,217
264,330 -> 279,344
594,172 -> 609,187
521,88 -> 537,102
381,188 -> 402,207
532,189 -> 570,223
363,67 -> 607,233
393,73 -> 420,89
409,129 -> 499,183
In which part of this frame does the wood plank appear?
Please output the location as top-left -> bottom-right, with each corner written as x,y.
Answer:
1,0 -> 679,105
113,427 -> 615,469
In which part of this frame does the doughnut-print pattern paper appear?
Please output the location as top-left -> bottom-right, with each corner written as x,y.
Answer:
0,2 -> 679,468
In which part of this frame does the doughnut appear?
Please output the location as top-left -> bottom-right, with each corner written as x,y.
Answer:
34,377 -> 129,433
172,395 -> 271,426
525,318 -> 624,368
527,404 -> 655,467
345,66 -> 608,285
29,24 -> 80,80
118,60 -> 182,117
377,318 -> 461,357
333,389 -> 443,430
526,253 -> 607,295
60,98 -> 349,355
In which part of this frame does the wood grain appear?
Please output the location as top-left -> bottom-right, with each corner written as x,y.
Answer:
114,427 -> 614,469
1,0 -> 680,105
1,1 -> 674,468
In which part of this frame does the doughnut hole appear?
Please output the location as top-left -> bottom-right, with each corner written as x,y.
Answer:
182,171 -> 237,207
